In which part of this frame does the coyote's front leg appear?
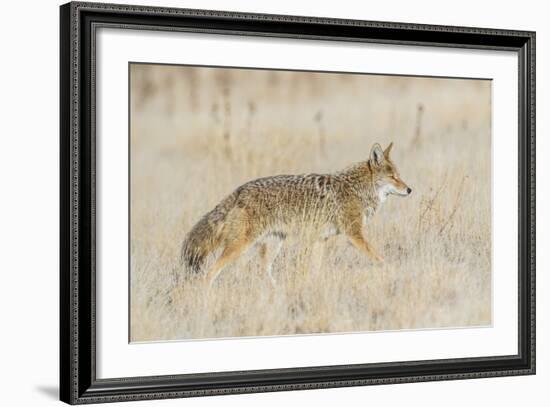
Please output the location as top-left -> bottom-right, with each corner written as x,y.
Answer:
344,222 -> 384,263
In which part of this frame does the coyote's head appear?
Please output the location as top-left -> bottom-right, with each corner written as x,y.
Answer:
369,142 -> 412,202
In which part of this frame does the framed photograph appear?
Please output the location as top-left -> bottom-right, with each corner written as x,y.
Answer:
60,1 -> 536,404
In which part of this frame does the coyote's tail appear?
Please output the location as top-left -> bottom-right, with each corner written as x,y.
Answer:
179,191 -> 240,276
180,215 -> 219,275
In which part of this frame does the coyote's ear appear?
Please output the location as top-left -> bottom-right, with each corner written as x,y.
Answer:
384,142 -> 394,158
370,143 -> 385,166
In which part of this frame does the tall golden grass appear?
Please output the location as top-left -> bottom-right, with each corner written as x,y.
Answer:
130,64 -> 492,341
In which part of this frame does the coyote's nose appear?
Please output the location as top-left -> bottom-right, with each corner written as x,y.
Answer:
406,187 -> 412,195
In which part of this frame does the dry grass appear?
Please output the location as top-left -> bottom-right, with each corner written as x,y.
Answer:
129,64 -> 492,341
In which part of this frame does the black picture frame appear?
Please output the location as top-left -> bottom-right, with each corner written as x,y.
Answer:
60,1 -> 536,404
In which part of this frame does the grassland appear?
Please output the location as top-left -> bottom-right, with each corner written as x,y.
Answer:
130,64 -> 492,341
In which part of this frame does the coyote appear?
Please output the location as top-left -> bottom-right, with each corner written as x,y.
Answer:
180,142 -> 411,286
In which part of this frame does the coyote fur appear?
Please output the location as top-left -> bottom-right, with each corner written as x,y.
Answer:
180,142 -> 411,286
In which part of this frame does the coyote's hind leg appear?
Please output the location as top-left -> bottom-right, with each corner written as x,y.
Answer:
204,235 -> 254,288
310,240 -> 326,275
202,206 -> 258,290
258,233 -> 285,285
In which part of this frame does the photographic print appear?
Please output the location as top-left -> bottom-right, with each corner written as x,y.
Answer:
129,63 -> 492,342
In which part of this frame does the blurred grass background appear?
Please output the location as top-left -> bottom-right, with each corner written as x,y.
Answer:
130,63 -> 492,341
